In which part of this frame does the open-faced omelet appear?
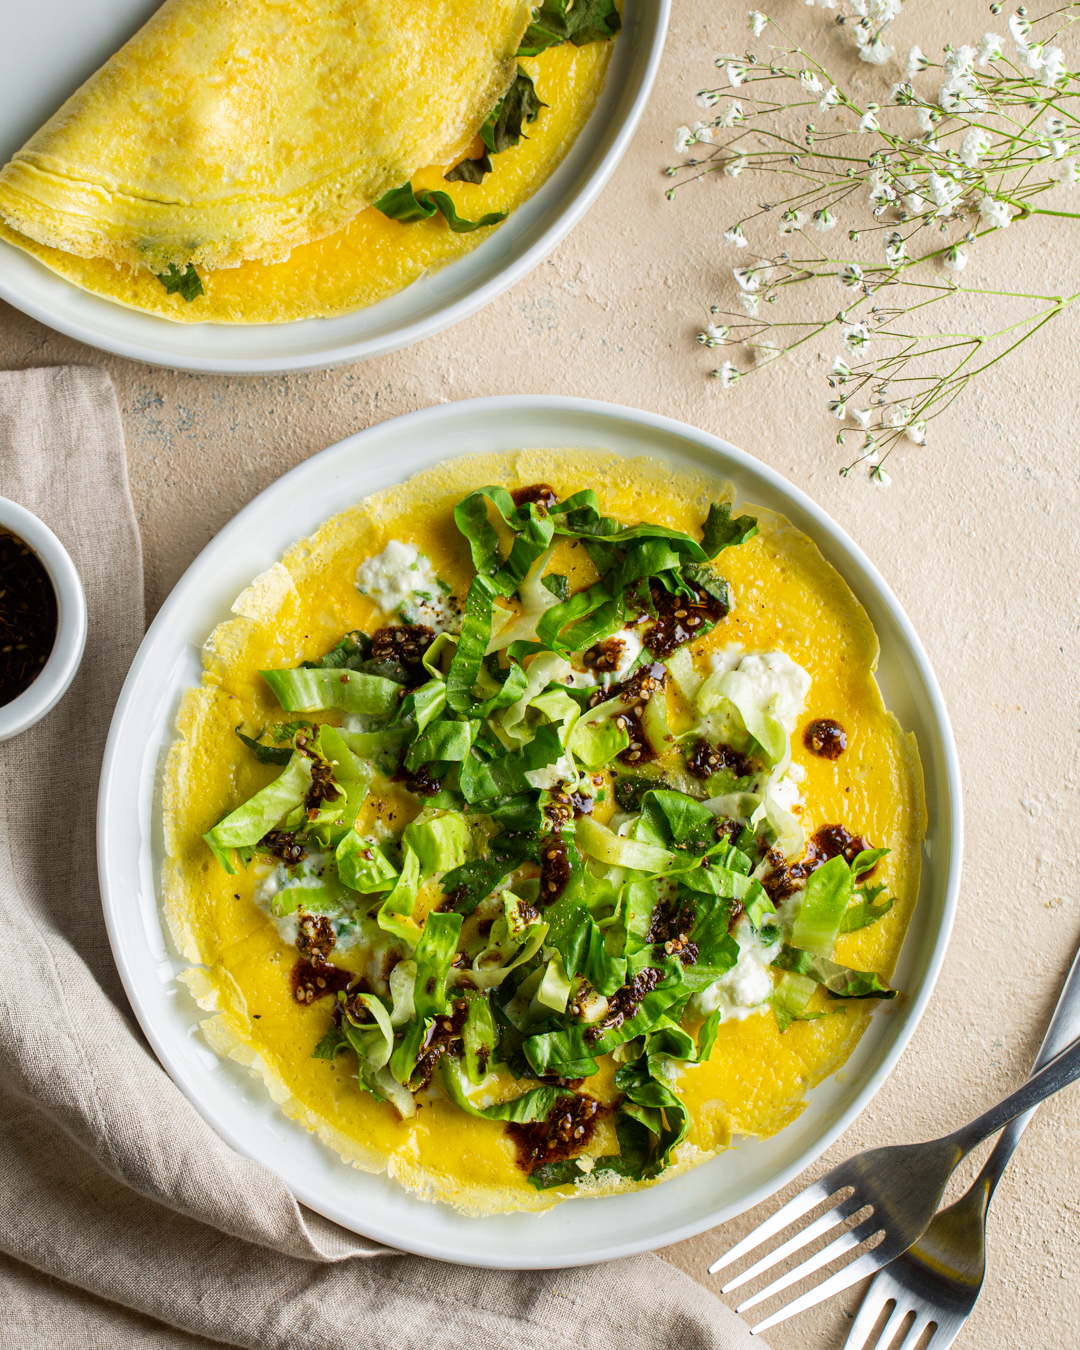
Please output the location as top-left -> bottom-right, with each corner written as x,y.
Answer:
163,449 -> 925,1215
0,0 -> 619,322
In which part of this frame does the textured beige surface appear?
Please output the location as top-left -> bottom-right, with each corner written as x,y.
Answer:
0,1 -> 1077,1346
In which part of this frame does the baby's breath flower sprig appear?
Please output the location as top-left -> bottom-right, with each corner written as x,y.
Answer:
668,4 -> 1080,484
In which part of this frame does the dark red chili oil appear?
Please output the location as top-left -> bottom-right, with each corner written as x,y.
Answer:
803,717 -> 848,760
684,737 -> 755,780
506,1093 -> 607,1173
761,823 -> 872,903
510,483 -> 559,510
587,662 -> 668,768
290,958 -> 353,1006
539,832 -> 573,904
0,527 -> 58,706
642,578 -> 728,659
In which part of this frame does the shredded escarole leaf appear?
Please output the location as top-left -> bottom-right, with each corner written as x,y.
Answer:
383,10 -> 620,214
201,474 -> 900,1192
518,0 -> 622,55
445,69 -> 545,184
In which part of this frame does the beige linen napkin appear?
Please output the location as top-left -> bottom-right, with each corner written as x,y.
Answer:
0,365 -> 762,1350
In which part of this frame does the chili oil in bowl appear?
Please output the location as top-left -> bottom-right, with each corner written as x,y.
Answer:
0,498 -> 86,741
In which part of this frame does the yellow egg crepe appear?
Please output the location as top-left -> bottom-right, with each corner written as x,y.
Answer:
0,0 -> 618,322
163,449 -> 925,1215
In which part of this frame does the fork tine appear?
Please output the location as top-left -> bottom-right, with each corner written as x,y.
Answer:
841,1283 -> 895,1350
895,1312 -> 934,1350
915,1314 -> 965,1350
872,1298 -> 914,1350
707,1178 -> 833,1274
748,1250 -> 894,1333
720,1191 -> 865,1293
734,1214 -> 882,1312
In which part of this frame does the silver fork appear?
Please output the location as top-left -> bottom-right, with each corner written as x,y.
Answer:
842,940 -> 1080,1350
707,1031 -> 1080,1333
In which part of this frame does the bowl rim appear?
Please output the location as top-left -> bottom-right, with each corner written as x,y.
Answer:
97,395 -> 963,1267
0,1 -> 670,375
0,496 -> 87,742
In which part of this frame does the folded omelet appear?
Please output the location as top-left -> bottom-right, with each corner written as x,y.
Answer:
163,449 -> 925,1216
0,0 -> 617,322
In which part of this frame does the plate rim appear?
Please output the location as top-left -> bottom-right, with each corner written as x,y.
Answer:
0,2 -> 670,375
97,394 -> 963,1267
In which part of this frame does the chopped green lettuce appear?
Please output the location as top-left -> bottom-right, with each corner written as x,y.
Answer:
568,709 -> 630,768
574,817 -> 679,874
695,670 -> 786,766
157,263 -> 203,301
790,854 -> 852,956
335,833 -> 399,893
203,753 -> 311,873
235,726 -> 292,765
772,946 -> 897,1000
518,0 -> 621,55
840,884 -> 894,932
402,811 -> 471,877
373,183 -> 508,231
441,1057 -> 565,1122
260,666 -> 400,716
771,969 -> 821,1033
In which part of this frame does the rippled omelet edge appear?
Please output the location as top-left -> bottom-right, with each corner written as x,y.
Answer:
162,449 -> 926,1215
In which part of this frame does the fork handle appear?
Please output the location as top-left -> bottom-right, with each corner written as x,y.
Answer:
978,943 -> 1080,1201
948,1033 -> 1080,1156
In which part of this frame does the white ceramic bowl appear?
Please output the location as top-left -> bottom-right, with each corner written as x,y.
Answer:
97,396 -> 962,1268
0,497 -> 86,742
0,1 -> 668,375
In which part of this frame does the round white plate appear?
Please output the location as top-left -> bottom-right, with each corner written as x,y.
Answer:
98,396 -> 962,1268
0,2 -> 667,374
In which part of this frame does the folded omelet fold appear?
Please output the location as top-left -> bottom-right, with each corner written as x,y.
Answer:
0,0 -> 532,274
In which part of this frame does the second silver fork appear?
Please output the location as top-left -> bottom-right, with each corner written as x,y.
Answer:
842,938 -> 1080,1350
709,1004 -> 1080,1331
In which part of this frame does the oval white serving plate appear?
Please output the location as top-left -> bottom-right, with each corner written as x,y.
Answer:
0,2 -> 667,375
98,396 -> 962,1268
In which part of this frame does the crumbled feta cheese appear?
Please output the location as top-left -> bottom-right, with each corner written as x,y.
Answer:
276,913 -> 300,947
525,753 -> 576,790
733,650 -> 811,734
693,915 -> 781,1019
565,666 -> 597,689
252,851 -> 368,953
614,626 -> 644,674
769,770 -> 805,814
569,624 -> 644,687
708,643 -> 745,675
356,539 -> 461,633
254,851 -> 331,911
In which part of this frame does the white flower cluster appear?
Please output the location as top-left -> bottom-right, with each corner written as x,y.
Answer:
672,121 -> 716,153
1009,12 -> 1066,86
669,5 -> 1079,485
